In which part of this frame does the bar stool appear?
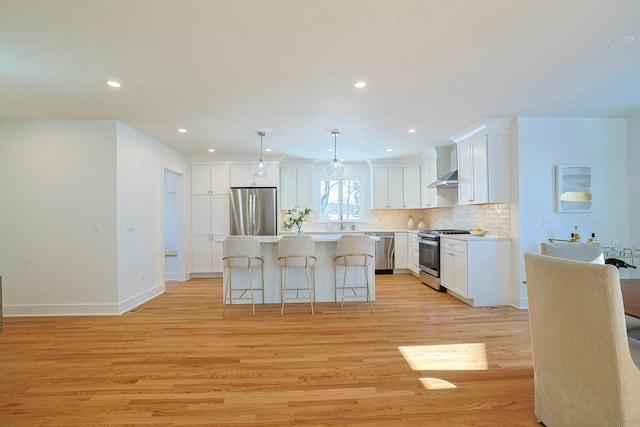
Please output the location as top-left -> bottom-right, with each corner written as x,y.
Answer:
278,235 -> 316,316
333,234 -> 375,313
222,236 -> 264,316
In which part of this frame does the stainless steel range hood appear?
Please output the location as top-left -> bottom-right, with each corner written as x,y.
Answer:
427,170 -> 458,188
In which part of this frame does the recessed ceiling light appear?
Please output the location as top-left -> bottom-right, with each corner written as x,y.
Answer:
608,35 -> 635,49
208,148 -> 215,153
386,148 -> 393,152
178,128 -> 187,133
408,129 -> 416,133
354,81 -> 366,88
265,148 -> 272,152
328,148 -> 334,152
106,80 -> 121,88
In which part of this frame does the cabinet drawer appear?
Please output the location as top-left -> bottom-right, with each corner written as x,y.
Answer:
440,238 -> 467,253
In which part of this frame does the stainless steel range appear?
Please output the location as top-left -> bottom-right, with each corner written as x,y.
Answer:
417,229 -> 470,291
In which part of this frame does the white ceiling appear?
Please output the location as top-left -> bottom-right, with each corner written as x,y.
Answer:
1,0 -> 639,163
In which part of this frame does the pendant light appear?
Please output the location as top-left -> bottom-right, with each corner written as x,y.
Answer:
327,130 -> 344,177
252,131 -> 269,177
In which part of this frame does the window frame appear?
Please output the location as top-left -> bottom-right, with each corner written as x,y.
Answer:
318,178 -> 364,223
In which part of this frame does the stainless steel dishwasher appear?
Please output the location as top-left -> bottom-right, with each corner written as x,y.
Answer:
366,232 -> 394,274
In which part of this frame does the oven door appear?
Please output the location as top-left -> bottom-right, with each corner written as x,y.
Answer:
418,237 -> 439,277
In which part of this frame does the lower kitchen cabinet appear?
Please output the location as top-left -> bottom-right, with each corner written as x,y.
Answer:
394,232 -> 408,269
192,233 -> 224,273
440,236 -> 511,306
408,232 -> 419,276
191,194 -> 229,274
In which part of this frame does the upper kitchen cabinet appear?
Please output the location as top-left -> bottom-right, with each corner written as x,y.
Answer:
229,163 -> 279,188
371,166 -> 404,209
420,146 -> 455,208
451,118 -> 512,206
402,165 -> 421,209
280,166 -> 313,210
191,164 -> 229,195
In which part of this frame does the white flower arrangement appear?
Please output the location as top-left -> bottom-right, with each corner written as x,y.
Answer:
283,207 -> 311,231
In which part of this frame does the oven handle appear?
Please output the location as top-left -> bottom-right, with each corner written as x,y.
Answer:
418,238 -> 438,247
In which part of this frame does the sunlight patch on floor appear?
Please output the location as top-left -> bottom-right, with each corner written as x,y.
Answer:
419,377 -> 457,390
398,343 -> 488,371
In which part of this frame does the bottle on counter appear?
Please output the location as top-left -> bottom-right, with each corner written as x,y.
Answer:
573,225 -> 581,242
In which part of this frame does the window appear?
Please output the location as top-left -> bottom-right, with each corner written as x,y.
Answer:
319,179 -> 363,222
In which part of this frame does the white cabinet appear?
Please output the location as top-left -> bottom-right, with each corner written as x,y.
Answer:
372,167 -> 404,209
402,165 -> 421,209
440,238 -> 468,297
394,232 -> 408,269
452,119 -> 512,206
191,164 -> 229,195
439,236 -> 511,306
191,194 -> 229,273
280,166 -> 313,210
420,148 -> 455,209
408,232 -> 419,276
229,163 -> 279,188
372,165 -> 422,209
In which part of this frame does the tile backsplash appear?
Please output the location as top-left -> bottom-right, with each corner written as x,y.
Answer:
291,203 -> 511,236
423,203 -> 511,236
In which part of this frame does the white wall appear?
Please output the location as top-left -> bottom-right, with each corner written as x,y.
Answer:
115,123 -> 189,311
515,117 -> 629,306
0,120 -> 119,315
0,120 -> 189,316
628,116 -> 640,247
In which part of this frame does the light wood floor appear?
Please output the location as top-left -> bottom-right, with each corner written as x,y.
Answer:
0,274 -> 536,426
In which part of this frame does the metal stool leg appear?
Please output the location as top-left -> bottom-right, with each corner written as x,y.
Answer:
222,266 -> 231,316
306,264 -> 314,315
248,264 -> 255,316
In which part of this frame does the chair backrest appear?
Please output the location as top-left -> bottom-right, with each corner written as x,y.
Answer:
524,253 -> 640,426
540,241 -> 604,264
278,235 -> 316,267
336,234 -> 375,266
223,236 -> 262,268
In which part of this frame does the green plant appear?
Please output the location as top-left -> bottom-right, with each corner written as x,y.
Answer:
283,207 -> 311,230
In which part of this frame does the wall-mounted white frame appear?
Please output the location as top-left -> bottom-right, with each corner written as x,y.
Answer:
555,164 -> 592,212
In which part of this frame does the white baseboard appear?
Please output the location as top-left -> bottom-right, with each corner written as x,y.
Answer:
4,283 -> 165,317
117,283 -> 165,314
190,272 -> 223,279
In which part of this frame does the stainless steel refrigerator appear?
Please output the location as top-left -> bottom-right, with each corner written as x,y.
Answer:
229,187 -> 278,236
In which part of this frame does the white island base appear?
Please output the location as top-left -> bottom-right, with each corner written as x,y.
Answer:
221,235 -> 376,305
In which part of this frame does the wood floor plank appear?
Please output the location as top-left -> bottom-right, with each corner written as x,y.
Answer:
0,274 -> 537,426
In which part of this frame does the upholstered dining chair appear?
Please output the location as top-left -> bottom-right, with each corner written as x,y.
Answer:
540,240 -> 640,339
524,253 -> 640,427
540,241 -> 604,264
333,234 -> 375,313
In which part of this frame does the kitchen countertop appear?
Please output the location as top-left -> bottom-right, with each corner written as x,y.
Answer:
218,234 -> 380,243
282,229 -> 421,235
439,234 -> 511,241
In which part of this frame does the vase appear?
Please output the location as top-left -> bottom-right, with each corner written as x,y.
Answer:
294,223 -> 304,235
418,221 -> 426,231
407,219 -> 415,230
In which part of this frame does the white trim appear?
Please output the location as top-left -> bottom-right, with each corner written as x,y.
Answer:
4,283 -> 165,317
117,282 -> 165,314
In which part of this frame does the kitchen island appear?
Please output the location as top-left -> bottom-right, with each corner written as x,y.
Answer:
220,234 -> 376,304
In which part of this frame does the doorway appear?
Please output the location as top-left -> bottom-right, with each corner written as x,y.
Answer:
163,168 -> 185,281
